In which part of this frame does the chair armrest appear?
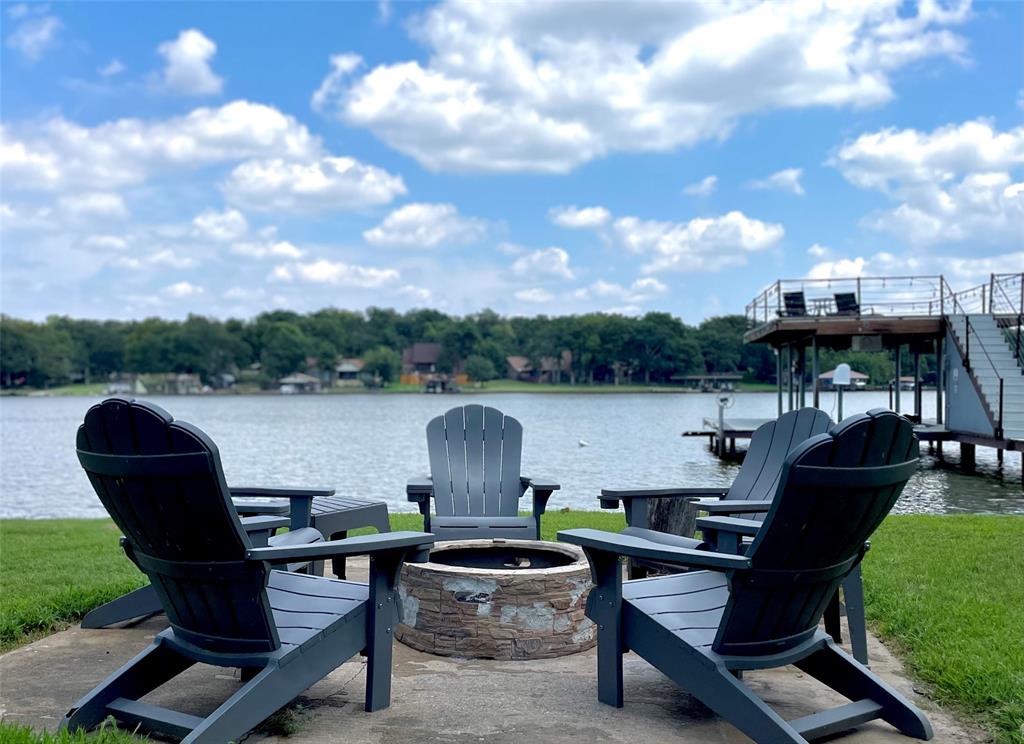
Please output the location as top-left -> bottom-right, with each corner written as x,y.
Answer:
239,515 -> 290,533
558,528 -> 750,571
406,477 -> 433,518
599,487 -> 728,509
230,486 -> 335,499
521,476 -> 560,492
696,499 -> 773,515
247,531 -> 435,563
695,516 -> 762,536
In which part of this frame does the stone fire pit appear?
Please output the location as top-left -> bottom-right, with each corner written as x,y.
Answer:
396,539 -> 596,660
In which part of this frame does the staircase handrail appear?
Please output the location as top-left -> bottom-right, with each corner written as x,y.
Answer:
990,273 -> 1024,369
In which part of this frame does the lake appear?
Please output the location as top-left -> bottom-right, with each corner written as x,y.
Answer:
1,391 -> 1021,519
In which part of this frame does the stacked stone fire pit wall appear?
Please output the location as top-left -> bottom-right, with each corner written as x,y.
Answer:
396,540 -> 596,660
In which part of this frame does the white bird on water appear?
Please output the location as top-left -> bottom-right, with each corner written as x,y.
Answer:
578,439 -> 590,447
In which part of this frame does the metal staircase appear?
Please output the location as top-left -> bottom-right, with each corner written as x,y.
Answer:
947,313 -> 1024,441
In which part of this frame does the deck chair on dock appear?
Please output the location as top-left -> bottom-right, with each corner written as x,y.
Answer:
407,404 -> 560,540
832,292 -> 861,316
560,410 -> 931,744
780,291 -> 808,317
65,398 -> 434,743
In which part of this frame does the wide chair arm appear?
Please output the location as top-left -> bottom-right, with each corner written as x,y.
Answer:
247,531 -> 434,564
230,486 -> 335,530
239,515 -> 291,547
559,528 -> 750,572
599,486 -> 728,527
521,476 -> 560,520
696,499 -> 773,515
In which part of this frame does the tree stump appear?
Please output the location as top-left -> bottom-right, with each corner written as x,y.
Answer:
629,496 -> 700,579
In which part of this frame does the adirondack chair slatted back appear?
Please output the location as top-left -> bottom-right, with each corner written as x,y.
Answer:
725,408 -> 831,518
782,291 -> 807,317
426,405 -> 523,517
714,409 -> 917,657
76,397 -> 279,653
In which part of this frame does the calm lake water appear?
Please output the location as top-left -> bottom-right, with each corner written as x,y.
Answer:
1,392 -> 1021,519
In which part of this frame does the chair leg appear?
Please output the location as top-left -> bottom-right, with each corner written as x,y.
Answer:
62,639 -> 194,733
80,584 -> 163,628
182,663 -> 295,743
842,566 -> 869,665
795,642 -> 933,741
585,551 -> 624,708
329,531 -> 347,579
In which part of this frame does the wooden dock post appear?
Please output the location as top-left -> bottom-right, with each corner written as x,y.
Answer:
894,344 -> 902,413
776,348 -> 783,417
812,336 -> 820,409
798,344 -> 806,408
935,335 -> 944,425
961,442 -> 976,472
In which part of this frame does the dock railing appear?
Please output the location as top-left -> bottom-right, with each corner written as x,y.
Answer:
991,273 -> 1024,368
745,275 -> 946,325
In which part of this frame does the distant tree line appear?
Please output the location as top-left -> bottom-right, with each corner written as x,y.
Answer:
0,309 -> 779,389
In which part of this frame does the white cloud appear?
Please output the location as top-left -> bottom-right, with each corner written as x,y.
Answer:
157,29 -> 223,96
230,239 -> 304,259
550,205 -> 611,229
363,203 -> 486,247
683,175 -> 717,197
511,247 -> 574,280
313,1 -> 969,173
0,101 -> 320,192
515,288 -> 554,303
5,6 -> 60,61
748,168 -> 805,196
99,59 -> 125,78
834,120 -> 1024,244
58,192 -> 129,220
807,243 -> 831,258
164,281 -> 203,297
222,156 -> 406,213
289,259 -> 400,287
83,235 -> 128,251
192,208 -> 248,241
398,284 -> 432,301
268,264 -> 293,282
807,249 -> 1024,288
572,277 -> 667,303
613,211 -> 784,273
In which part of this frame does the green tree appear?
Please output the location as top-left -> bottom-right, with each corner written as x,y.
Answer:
464,354 -> 497,384
260,322 -> 310,380
361,346 -> 402,384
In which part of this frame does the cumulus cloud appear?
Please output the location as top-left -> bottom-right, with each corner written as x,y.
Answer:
748,168 -> 805,196
313,1 -> 970,173
511,247 -> 574,280
58,192 -> 129,220
550,205 -> 611,229
99,59 -> 125,78
192,208 -> 248,241
807,249 -> 1024,288
515,288 -> 554,303
683,175 -> 717,197
572,277 -> 667,303
222,156 -> 406,213
164,281 -> 203,297
363,203 -> 486,247
5,5 -> 61,61
229,239 -> 304,259
282,258 -> 401,287
157,29 -> 223,96
833,120 -> 1024,244
612,211 -> 784,273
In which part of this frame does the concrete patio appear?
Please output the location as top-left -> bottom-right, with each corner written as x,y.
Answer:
0,559 -> 982,743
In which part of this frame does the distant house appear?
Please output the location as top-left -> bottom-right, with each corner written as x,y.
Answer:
819,368 -> 869,389
335,358 -> 365,387
403,343 -> 442,374
506,351 -> 572,384
106,374 -> 148,396
144,373 -> 203,395
279,372 -> 322,394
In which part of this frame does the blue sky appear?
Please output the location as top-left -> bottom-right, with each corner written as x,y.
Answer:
1,0 -> 1021,324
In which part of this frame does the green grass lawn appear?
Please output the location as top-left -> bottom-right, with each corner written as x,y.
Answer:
1,514 -> 1021,742
0,721 -> 144,744
862,515 -> 1024,744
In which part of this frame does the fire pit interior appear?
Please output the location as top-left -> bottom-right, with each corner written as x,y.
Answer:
396,539 -> 595,660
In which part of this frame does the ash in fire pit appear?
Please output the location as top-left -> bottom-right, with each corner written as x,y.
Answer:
396,539 -> 596,660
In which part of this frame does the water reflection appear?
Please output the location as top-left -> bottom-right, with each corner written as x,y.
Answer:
0,392 -> 1020,519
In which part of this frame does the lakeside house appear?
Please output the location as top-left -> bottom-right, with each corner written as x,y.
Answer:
505,351 -> 573,384
278,372 -> 322,394
673,372 -> 743,391
335,358 -> 365,387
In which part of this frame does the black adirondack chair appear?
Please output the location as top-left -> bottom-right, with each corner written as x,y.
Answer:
561,410 -> 930,744
781,291 -> 808,317
833,292 -> 861,316
64,398 -> 434,743
406,405 -> 559,540
600,408 -> 874,665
